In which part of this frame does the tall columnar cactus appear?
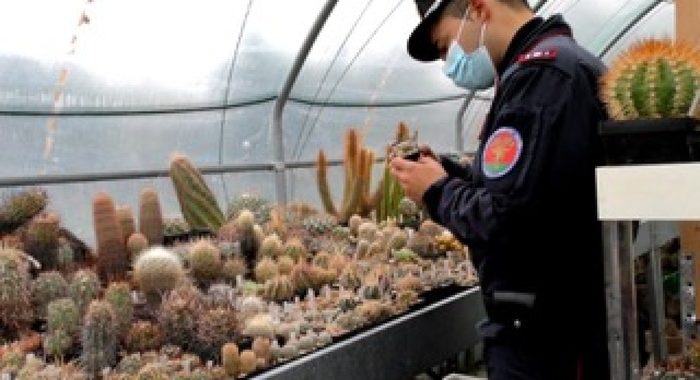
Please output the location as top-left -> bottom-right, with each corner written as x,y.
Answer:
138,188 -> 164,246
23,212 -> 60,270
31,270 -> 69,319
133,247 -> 184,300
601,39 -> 700,120
69,269 -> 100,315
376,122 -> 411,222
0,189 -> 47,234
104,282 -> 133,339
236,210 -> 260,272
0,248 -> 33,329
116,205 -> 136,242
169,154 -> 225,232
316,129 -> 381,224
81,300 -> 118,378
93,192 -> 128,283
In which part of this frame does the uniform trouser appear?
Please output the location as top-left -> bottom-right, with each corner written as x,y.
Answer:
481,323 -> 610,380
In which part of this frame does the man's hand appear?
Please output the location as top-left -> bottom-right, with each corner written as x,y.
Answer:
390,155 -> 448,203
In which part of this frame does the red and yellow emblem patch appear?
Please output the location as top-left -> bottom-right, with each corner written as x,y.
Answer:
482,127 -> 523,178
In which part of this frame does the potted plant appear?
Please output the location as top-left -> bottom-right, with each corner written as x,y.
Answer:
599,39 -> 700,165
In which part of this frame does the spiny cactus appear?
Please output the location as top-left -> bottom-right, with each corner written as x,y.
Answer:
226,193 -> 271,225
57,238 -> 75,272
419,220 -> 445,238
601,39 -> 700,120
236,210 -> 260,272
348,215 -> 363,237
163,217 -> 190,239
133,247 -> 184,300
69,268 -> 100,315
138,188 -> 164,246
277,255 -> 295,275
258,234 -> 283,258
0,189 -> 47,234
104,282 -> 133,339
376,122 -> 413,222
255,256 -> 278,283
261,275 -> 295,302
125,320 -> 163,353
283,237 -> 306,262
302,214 -> 338,236
239,350 -> 257,375
358,221 -> 378,242
116,205 -> 136,242
127,232 -> 149,260
221,256 -> 247,283
158,284 -> 205,352
316,129 -> 380,224
43,329 -> 72,360
252,336 -> 271,364
386,230 -> 408,253
407,230 -> 437,258
31,270 -> 68,319
222,342 -> 240,377
47,297 -> 80,337
0,248 -> 33,329
195,307 -> 238,360
93,192 -> 128,283
81,300 -> 118,378
23,212 -> 60,270
188,239 -> 222,284
169,154 -> 225,232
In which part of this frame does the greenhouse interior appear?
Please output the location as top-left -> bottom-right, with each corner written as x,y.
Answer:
0,0 -> 699,379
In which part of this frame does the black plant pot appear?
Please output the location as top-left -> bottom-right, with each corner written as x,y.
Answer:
599,117 -> 700,165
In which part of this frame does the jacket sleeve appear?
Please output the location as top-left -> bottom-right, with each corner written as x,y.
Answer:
422,64 -> 579,247
439,155 -> 474,184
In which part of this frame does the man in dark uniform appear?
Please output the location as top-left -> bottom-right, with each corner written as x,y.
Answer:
390,0 -> 610,379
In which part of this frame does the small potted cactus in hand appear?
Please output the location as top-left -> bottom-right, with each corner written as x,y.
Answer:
599,39 -> 700,165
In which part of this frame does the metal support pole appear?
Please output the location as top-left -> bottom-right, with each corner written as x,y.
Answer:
647,222 -> 668,361
271,0 -> 338,207
454,91 -> 475,156
604,221 -> 640,380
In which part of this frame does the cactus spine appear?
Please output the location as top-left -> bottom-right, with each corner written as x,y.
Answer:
169,154 -> 225,232
601,39 -> 700,120
23,212 -> 60,270
316,129 -> 379,224
81,300 -> 117,378
138,188 -> 164,246
92,192 -> 128,282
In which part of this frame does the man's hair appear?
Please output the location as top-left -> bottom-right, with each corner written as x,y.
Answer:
443,0 -> 530,18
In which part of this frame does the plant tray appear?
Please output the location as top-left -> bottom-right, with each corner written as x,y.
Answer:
599,117 -> 700,165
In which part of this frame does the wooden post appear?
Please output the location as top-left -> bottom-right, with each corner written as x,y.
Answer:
676,0 -> 700,45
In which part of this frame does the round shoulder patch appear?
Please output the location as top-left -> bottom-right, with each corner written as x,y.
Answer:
482,127 -> 523,179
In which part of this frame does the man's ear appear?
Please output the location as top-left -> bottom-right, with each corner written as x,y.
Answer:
469,0 -> 490,23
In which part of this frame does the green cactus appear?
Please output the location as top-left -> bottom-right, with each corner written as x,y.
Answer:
104,282 -> 133,339
392,247 -> 419,263
602,40 -> 700,120
57,238 -> 75,271
226,193 -> 271,224
138,188 -> 164,246
81,300 -> 118,378
93,192 -> 128,283
23,212 -> 60,271
169,154 -> 225,232
195,307 -> 238,360
133,247 -> 184,300
0,248 -> 33,329
69,269 -> 100,315
116,205 -> 136,242
47,297 -> 80,336
158,284 -> 205,352
125,320 -> 163,353
43,329 -> 72,360
283,237 -> 306,262
31,270 -> 68,319
0,189 -> 47,234
188,238 -> 222,284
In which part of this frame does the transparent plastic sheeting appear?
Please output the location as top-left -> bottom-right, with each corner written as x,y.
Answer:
0,0 -> 679,244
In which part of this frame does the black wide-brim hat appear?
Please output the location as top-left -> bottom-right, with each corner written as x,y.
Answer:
407,0 -> 451,62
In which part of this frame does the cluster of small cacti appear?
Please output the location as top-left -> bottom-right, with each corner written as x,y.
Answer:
226,193 -> 272,225
601,39 -> 700,120
162,217 -> 190,238
169,154 -> 225,232
23,212 -> 60,270
302,214 -> 338,235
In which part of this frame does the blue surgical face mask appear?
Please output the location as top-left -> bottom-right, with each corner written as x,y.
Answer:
443,16 -> 496,90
